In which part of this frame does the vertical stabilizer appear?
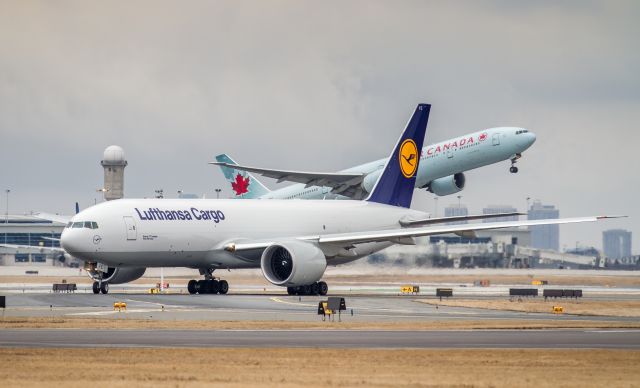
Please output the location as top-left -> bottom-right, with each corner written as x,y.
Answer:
215,154 -> 271,199
365,104 -> 431,208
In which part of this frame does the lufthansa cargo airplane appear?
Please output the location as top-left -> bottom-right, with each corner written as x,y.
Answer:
212,126 -> 536,200
60,104 -> 620,296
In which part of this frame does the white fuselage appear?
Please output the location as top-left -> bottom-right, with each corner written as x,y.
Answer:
61,198 -> 426,269
262,127 -> 535,199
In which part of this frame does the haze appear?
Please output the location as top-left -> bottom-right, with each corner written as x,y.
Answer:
0,1 -> 638,252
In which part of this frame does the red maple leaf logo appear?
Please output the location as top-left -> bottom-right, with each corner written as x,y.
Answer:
231,173 -> 250,196
479,133 -> 488,141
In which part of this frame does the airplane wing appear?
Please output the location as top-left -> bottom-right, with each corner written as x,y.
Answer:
0,243 -> 64,253
224,216 -> 624,253
32,212 -> 71,224
399,212 -> 525,227
210,161 -> 367,198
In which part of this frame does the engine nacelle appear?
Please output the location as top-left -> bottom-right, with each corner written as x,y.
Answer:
260,241 -> 327,287
428,173 -> 466,196
88,266 -> 146,284
361,169 -> 382,193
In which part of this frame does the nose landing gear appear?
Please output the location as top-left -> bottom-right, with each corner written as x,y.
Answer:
92,281 -> 109,294
510,153 -> 522,174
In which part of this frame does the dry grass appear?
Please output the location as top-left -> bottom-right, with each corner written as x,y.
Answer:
0,347 -> 638,387
331,273 -> 640,287
3,272 -> 640,287
1,316 -> 640,330
419,298 -> 640,317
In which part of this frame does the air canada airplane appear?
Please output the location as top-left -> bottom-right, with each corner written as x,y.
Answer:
60,104 -> 621,295
212,125 -> 536,200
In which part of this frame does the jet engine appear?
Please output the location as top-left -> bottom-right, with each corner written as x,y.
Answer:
260,241 -> 327,287
427,173 -> 466,196
87,265 -> 146,284
361,169 -> 382,193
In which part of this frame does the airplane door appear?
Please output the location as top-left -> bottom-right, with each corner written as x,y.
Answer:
123,216 -> 137,240
492,133 -> 501,146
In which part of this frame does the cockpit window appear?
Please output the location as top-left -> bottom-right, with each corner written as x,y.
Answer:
516,129 -> 529,135
70,221 -> 99,229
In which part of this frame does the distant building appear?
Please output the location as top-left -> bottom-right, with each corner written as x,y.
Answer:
0,215 -> 67,265
527,200 -> 559,251
482,205 -> 519,223
444,204 -> 468,224
603,229 -> 632,259
178,193 -> 199,199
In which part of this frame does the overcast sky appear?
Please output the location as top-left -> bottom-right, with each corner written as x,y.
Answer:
1,1 -> 638,252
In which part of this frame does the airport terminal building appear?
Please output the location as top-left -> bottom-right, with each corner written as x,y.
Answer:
0,215 -> 69,266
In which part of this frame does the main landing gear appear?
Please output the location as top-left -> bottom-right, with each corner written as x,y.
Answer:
187,279 -> 229,295
187,268 -> 229,295
92,281 -> 109,294
510,153 -> 522,174
287,281 -> 328,296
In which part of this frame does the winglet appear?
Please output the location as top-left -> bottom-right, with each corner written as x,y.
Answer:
366,104 -> 431,208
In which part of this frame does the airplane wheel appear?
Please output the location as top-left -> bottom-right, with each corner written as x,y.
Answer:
209,280 -> 220,294
202,280 -> 213,294
92,282 -> 100,294
219,280 -> 229,295
287,287 -> 295,295
196,280 -> 206,294
187,280 -> 197,294
318,281 -> 328,296
302,285 -> 312,295
100,282 -> 109,294
510,166 -> 518,173
310,282 -> 320,295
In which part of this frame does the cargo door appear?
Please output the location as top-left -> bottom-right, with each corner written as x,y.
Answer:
123,216 -> 137,240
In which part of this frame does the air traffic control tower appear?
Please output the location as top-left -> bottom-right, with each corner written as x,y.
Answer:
101,145 -> 127,201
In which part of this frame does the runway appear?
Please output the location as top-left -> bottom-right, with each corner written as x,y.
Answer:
3,293 -> 638,323
1,328 -> 638,349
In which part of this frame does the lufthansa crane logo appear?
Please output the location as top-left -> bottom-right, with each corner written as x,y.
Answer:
399,139 -> 418,178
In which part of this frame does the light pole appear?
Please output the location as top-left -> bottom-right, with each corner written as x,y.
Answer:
4,189 -> 9,244
177,190 -> 183,198
433,197 -> 438,217
215,188 -> 221,199
457,195 -> 462,209
526,197 -> 531,214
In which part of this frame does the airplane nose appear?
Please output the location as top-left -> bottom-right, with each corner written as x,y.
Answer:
522,131 -> 536,149
60,229 -> 80,254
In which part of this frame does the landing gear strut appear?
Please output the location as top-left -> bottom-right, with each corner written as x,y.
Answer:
187,268 -> 229,295
510,153 -> 521,174
287,281 -> 328,296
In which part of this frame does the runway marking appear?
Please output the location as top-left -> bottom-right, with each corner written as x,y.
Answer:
269,297 -> 317,307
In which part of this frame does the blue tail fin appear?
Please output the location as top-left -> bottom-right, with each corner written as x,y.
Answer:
215,154 -> 271,199
365,104 -> 431,208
